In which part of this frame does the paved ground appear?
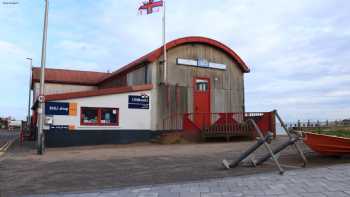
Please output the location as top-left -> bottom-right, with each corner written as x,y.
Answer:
22,163 -> 350,197
1,136 -> 350,197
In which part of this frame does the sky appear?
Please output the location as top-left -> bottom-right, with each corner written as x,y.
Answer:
0,0 -> 349,122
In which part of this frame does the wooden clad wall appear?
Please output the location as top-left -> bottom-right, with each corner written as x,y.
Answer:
127,65 -> 152,86
99,64 -> 152,88
98,75 -> 127,89
153,43 -> 245,130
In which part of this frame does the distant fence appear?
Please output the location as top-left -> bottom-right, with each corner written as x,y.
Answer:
285,120 -> 350,130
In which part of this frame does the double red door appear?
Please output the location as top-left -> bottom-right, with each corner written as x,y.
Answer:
193,77 -> 211,128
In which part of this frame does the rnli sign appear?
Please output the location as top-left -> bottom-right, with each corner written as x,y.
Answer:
49,125 -> 75,131
49,125 -> 69,130
45,102 -> 77,116
128,95 -> 149,109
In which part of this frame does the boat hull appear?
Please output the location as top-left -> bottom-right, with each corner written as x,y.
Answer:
303,132 -> 350,156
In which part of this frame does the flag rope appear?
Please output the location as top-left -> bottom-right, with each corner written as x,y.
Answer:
162,0 -> 167,83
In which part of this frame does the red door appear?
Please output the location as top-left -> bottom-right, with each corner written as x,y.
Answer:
193,77 -> 211,128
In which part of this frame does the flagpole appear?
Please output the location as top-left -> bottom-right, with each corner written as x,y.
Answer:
162,0 -> 167,83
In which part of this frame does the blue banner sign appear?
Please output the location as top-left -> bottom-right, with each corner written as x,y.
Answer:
128,95 -> 149,109
45,102 -> 69,115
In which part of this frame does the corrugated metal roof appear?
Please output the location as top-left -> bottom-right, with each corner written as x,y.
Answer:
32,67 -> 110,86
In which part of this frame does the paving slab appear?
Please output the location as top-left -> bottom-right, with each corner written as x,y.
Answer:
20,163 -> 350,197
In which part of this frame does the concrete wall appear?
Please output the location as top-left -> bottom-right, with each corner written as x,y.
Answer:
33,82 -> 96,101
46,90 -> 152,131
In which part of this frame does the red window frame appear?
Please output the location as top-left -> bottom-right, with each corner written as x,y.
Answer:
80,107 -> 119,126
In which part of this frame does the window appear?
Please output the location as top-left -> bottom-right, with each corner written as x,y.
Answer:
101,108 -> 118,125
81,108 -> 98,124
81,107 -> 119,126
195,79 -> 209,92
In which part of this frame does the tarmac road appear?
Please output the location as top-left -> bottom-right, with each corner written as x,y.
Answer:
0,129 -> 18,155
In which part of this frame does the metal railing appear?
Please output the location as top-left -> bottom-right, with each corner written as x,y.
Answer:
161,112 -> 275,139
162,113 -> 184,131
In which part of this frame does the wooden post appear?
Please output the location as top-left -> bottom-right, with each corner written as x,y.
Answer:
249,119 -> 284,174
274,110 -> 307,167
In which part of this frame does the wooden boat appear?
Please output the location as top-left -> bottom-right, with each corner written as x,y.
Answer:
303,132 -> 350,156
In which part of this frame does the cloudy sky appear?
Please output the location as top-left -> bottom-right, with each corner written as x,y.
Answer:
0,0 -> 349,121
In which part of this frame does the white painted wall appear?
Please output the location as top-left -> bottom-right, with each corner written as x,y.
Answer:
47,90 -> 152,130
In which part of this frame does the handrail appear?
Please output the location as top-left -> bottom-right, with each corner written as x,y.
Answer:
161,112 -> 275,138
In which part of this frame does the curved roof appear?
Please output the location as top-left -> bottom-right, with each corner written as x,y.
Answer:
99,36 -> 250,84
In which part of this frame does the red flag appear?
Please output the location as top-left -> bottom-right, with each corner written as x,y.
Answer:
138,0 -> 163,15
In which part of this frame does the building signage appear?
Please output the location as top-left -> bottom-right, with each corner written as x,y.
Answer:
45,102 -> 77,116
45,102 -> 69,115
209,62 -> 226,70
49,125 -> 69,130
49,125 -> 75,131
197,58 -> 209,68
128,95 -> 150,109
68,103 -> 77,116
176,58 -> 197,66
176,58 -> 227,70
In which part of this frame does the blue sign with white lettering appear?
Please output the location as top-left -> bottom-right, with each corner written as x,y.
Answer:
49,125 -> 69,131
197,58 -> 209,68
128,95 -> 149,109
45,102 -> 69,115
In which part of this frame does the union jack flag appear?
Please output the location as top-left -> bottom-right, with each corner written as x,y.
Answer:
138,0 -> 163,15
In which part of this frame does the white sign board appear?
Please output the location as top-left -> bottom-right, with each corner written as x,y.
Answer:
176,58 -> 226,70
177,58 -> 197,66
209,62 -> 227,70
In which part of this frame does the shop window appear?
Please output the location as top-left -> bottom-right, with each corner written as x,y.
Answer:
81,107 -> 98,125
81,107 -> 119,126
101,108 -> 118,125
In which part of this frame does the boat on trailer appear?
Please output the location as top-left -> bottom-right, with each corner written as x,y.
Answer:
303,132 -> 350,156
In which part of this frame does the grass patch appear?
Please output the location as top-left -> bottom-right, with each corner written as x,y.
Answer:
312,128 -> 350,138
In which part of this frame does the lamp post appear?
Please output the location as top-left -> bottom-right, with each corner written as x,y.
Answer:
37,0 -> 49,155
26,58 -> 33,129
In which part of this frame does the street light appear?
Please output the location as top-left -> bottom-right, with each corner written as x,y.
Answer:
26,58 -> 32,129
37,0 -> 49,155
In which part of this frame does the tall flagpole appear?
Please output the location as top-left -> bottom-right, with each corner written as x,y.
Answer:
26,58 -> 33,128
38,0 -> 49,155
162,0 -> 167,83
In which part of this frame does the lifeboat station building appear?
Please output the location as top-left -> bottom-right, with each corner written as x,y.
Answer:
31,36 -> 276,147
